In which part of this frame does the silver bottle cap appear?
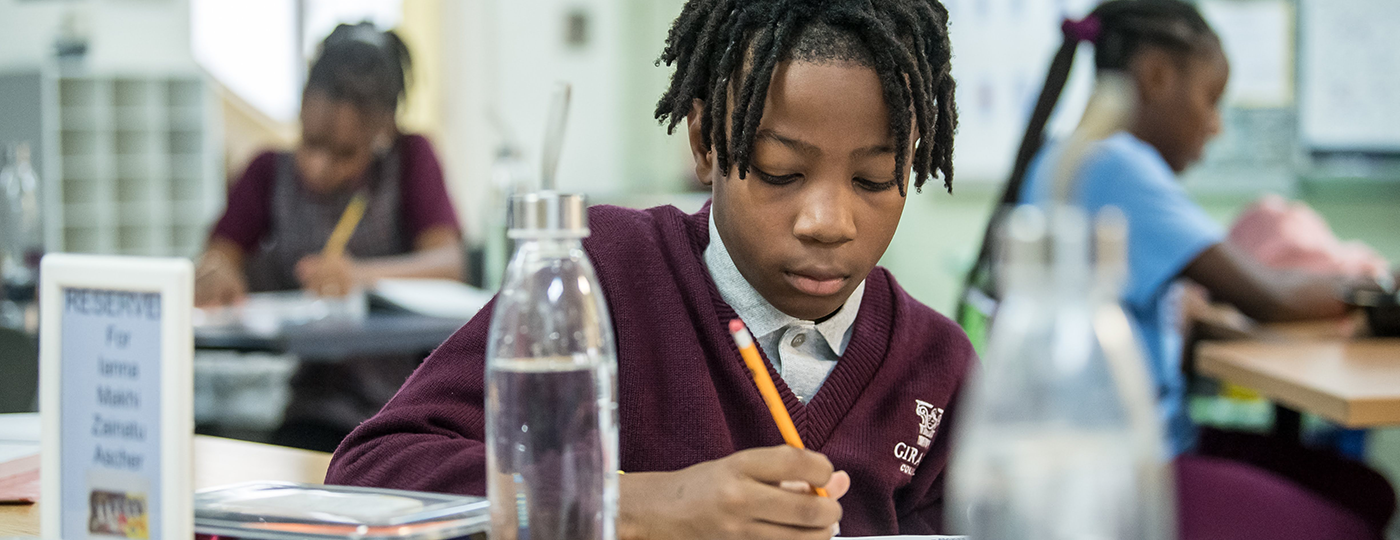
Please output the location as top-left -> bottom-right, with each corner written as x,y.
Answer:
509,191 -> 589,238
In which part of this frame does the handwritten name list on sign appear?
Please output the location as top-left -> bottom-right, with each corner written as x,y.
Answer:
60,288 -> 164,540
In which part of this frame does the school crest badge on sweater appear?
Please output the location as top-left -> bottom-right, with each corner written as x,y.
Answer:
894,399 -> 944,475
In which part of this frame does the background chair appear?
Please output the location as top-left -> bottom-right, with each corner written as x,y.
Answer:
0,327 -> 39,413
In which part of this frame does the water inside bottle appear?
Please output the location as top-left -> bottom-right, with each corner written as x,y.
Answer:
955,427 -> 1142,540
487,355 -> 618,540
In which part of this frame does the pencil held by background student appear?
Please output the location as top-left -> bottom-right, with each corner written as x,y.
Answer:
195,22 -> 463,307
297,191 -> 369,298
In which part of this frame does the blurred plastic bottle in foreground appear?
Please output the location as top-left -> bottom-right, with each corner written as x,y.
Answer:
1,143 -> 41,285
484,145 -> 532,291
950,204 -> 1173,540
486,191 -> 618,540
0,143 -> 42,329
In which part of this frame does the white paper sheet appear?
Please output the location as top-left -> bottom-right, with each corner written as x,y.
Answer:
0,412 -> 40,443
0,413 -> 42,464
0,443 -> 39,465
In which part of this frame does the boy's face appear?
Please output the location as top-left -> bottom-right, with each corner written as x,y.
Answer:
689,61 -> 910,321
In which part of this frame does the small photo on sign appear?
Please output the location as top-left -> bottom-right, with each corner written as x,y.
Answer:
88,489 -> 149,539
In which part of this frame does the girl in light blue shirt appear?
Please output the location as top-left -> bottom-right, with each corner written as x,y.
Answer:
967,0 -> 1394,536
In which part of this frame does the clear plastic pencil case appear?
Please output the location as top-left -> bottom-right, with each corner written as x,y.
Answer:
193,481 -> 490,540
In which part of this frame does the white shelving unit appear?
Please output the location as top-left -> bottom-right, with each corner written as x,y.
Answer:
1,69 -> 223,258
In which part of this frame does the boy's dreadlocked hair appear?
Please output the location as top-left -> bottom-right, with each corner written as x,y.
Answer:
653,0 -> 958,196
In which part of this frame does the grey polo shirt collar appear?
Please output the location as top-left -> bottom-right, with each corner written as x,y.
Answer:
705,210 -> 865,402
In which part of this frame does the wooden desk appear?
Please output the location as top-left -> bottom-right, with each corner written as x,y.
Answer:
1198,338 -> 1400,428
0,436 -> 332,538
1255,313 -> 1369,342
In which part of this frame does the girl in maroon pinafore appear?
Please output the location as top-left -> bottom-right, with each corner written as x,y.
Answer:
196,23 -> 462,452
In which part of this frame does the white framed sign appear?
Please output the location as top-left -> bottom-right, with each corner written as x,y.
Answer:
40,254 -> 194,540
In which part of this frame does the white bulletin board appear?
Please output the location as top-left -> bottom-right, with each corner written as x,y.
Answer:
942,0 -> 1098,182
1299,0 -> 1400,152
1201,0 -> 1295,109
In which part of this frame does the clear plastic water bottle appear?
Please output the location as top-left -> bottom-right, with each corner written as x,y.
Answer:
1,142 -> 42,329
485,145 -> 532,291
1,142 -> 42,288
1088,207 -> 1177,539
486,191 -> 618,540
950,204 -> 1170,540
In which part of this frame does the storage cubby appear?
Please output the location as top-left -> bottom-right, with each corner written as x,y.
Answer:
2,70 -> 224,258
63,227 -> 100,254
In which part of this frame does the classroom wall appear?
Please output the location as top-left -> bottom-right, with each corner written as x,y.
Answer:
435,0 -> 692,244
454,0 -> 1400,311
397,0 -> 445,146
617,0 -> 695,195
436,1 -> 492,245
0,0 -> 196,73
876,184 -> 1400,316
492,0 -> 625,197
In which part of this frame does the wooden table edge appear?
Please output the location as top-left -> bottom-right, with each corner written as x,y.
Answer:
1197,342 -> 1357,427
0,436 -> 333,538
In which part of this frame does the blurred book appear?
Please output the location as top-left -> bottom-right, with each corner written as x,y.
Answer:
0,453 -> 39,504
194,290 -> 367,336
0,412 -> 39,444
0,413 -> 40,504
370,278 -> 493,320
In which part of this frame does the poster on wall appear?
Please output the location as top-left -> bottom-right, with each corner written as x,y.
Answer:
942,0 -> 1098,182
1200,0 -> 1294,109
39,254 -> 193,540
1300,0 -> 1400,152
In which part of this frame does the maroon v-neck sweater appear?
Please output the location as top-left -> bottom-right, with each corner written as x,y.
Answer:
325,203 -> 975,535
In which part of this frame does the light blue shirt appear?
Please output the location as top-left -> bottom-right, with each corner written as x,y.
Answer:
705,211 -> 865,403
1021,132 -> 1224,456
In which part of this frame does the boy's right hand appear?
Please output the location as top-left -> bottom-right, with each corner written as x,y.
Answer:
618,445 -> 849,540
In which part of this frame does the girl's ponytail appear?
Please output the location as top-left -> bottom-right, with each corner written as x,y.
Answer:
1000,16 -> 1101,207
956,16 -> 1099,326
956,0 -> 1217,329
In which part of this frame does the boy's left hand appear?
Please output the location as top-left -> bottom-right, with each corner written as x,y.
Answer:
296,254 -> 361,297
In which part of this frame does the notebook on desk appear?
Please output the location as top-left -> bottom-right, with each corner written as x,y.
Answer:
0,413 -> 40,503
370,279 -> 493,320
194,290 -> 368,336
0,453 -> 39,503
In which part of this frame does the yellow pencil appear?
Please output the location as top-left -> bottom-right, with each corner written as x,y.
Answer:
323,192 -> 368,259
729,318 -> 829,498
